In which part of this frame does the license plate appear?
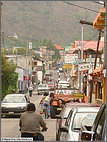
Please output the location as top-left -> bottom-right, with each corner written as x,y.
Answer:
9,112 -> 14,114
57,108 -> 62,110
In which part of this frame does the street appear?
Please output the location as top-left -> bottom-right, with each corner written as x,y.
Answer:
1,94 -> 56,141
1,1 -> 106,141
1,70 -> 65,141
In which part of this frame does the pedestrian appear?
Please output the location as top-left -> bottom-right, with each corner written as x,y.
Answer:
12,89 -> 15,94
19,103 -> 47,141
28,84 -> 33,97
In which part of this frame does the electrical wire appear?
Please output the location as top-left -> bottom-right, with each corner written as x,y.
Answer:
63,1 -> 100,13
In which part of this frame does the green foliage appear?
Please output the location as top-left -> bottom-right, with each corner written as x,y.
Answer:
1,55 -> 18,99
17,47 -> 27,55
33,52 -> 41,60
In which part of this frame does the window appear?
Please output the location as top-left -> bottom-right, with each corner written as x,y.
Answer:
97,82 -> 103,99
65,109 -> 73,126
94,108 -> 105,140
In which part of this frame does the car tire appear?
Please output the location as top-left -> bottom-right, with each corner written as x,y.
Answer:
38,93 -> 39,95
50,106 -> 56,119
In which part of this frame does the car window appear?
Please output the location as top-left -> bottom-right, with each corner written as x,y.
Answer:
72,113 -> 96,131
81,113 -> 97,127
65,109 -> 73,126
94,108 -> 105,140
48,82 -> 54,85
61,106 -> 72,119
39,84 -> 47,87
3,96 -> 26,103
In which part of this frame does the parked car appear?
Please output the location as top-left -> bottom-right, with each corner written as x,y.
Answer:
37,84 -> 49,95
59,67 -> 64,72
59,105 -> 100,141
79,103 -> 106,141
56,103 -> 100,140
1,94 -> 30,117
58,80 -> 69,88
47,81 -> 55,89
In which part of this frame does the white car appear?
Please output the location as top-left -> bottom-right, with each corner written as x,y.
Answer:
37,84 -> 49,95
1,94 -> 30,117
59,106 -> 100,141
58,80 -> 69,88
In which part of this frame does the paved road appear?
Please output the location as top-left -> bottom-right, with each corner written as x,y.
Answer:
1,94 -> 56,141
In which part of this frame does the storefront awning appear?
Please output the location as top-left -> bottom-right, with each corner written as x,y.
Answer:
93,7 -> 105,29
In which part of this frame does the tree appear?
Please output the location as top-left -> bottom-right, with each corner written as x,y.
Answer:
1,55 -> 18,99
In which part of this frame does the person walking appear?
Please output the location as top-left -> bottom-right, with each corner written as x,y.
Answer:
19,103 -> 47,141
28,84 -> 33,97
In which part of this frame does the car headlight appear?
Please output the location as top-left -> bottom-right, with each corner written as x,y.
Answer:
17,106 -> 26,110
2,106 -> 7,109
59,100 -> 62,104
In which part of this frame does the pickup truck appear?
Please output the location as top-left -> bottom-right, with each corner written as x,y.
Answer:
50,87 -> 80,118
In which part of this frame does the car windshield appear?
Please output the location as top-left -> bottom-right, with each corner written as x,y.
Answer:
81,113 -> 97,126
3,96 -> 26,103
72,112 -> 97,131
61,106 -> 72,118
48,82 -> 54,85
39,84 -> 47,87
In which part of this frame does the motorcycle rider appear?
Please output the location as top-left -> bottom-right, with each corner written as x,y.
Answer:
19,103 -> 47,141
40,92 -> 51,117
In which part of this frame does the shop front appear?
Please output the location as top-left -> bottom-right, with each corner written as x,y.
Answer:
89,67 -> 106,104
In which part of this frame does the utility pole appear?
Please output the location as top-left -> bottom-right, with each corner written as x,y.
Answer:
104,0 -> 107,103
81,25 -> 84,92
78,41 -> 81,90
89,29 -> 102,103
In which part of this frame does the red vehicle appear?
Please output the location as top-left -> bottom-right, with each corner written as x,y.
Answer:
50,88 -> 80,118
47,81 -> 55,89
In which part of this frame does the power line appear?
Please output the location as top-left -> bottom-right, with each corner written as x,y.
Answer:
63,1 -> 100,13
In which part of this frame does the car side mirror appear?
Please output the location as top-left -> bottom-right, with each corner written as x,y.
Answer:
27,100 -> 30,103
81,130 -> 94,141
55,115 -> 61,119
60,126 -> 68,133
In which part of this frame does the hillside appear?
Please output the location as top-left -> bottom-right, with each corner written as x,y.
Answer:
2,1 -> 101,47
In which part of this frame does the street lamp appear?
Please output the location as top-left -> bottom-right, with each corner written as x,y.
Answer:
14,33 -> 18,65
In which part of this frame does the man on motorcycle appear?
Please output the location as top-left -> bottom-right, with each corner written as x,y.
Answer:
19,103 -> 47,141
40,92 -> 51,117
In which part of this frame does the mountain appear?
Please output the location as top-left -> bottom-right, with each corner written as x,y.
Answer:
2,1 -> 101,47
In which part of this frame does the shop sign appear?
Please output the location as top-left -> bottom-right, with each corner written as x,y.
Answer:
72,93 -> 84,99
78,62 -> 90,71
63,64 -> 72,69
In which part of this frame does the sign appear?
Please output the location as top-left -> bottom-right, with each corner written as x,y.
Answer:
64,54 -> 78,64
29,42 -> 32,49
72,93 -> 84,99
78,62 -> 90,71
63,64 -> 72,69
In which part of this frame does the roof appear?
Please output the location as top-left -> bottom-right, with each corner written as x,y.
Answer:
65,103 -> 100,107
93,7 -> 105,29
6,94 -> 26,96
74,40 -> 104,52
77,107 -> 100,113
54,44 -> 64,50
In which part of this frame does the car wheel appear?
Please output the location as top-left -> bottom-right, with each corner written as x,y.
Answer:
50,106 -> 56,119
1,114 -> 5,118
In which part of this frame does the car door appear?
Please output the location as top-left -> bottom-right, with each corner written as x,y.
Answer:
94,106 -> 105,141
60,109 -> 73,141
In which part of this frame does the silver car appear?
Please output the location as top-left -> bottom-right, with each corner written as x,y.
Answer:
1,94 -> 30,117
59,106 -> 100,141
